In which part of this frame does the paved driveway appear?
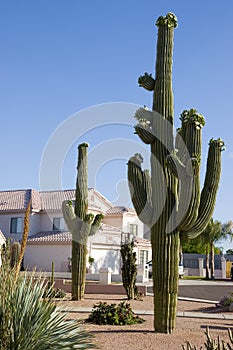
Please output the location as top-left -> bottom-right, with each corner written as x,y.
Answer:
178,280 -> 233,302
147,280 -> 233,302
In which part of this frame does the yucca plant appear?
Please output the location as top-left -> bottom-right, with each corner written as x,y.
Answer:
0,256 -> 93,350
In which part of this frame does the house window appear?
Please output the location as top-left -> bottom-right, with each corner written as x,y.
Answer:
129,224 -> 138,235
10,217 -> 23,233
53,217 -> 65,231
139,250 -> 148,265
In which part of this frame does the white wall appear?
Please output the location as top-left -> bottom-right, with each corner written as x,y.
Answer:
24,244 -> 71,272
103,213 -> 144,238
24,241 -> 122,274
103,215 -> 122,229
122,214 -> 144,237
29,212 -> 42,235
0,211 -> 43,240
0,213 -> 20,238
88,189 -> 112,212
88,246 -> 121,274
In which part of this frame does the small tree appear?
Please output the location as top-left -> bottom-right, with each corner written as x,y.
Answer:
120,236 -> 139,300
198,219 -> 233,279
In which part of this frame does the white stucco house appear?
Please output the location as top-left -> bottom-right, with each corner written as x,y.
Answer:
0,188 -> 151,274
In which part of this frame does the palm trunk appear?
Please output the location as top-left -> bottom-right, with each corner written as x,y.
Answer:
205,244 -> 210,280
210,241 -> 215,279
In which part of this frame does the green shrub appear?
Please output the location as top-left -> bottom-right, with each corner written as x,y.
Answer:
43,261 -> 66,299
218,293 -> 233,307
182,327 -> 233,350
43,285 -> 66,299
0,258 -> 93,349
87,301 -> 145,325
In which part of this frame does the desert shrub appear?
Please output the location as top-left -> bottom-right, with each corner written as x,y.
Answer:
43,285 -> 66,299
218,293 -> 233,307
0,258 -> 93,350
182,327 -> 233,350
42,261 -> 66,299
87,301 -> 145,325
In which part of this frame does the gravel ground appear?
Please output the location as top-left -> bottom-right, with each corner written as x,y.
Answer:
57,294 -> 233,350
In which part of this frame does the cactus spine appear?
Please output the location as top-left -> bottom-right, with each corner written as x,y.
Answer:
128,13 -> 224,333
62,143 -> 103,300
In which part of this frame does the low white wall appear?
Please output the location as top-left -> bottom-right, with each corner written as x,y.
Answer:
90,247 -> 121,274
24,244 -> 71,272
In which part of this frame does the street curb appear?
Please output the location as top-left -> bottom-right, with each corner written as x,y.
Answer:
58,306 -> 233,320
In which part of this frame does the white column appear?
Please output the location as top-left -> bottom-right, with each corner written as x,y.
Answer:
198,258 -> 204,277
99,267 -> 111,285
221,257 -> 226,278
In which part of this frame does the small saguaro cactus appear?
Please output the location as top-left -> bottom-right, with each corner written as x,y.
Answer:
120,235 -> 139,300
62,143 -> 103,300
128,13 -> 224,333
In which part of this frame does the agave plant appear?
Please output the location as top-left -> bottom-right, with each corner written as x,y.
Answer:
0,258 -> 93,350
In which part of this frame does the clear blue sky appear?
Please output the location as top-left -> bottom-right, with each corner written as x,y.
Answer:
1,1 -> 233,250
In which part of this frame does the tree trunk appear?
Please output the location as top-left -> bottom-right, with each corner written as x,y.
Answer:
210,241 -> 215,279
205,245 -> 210,280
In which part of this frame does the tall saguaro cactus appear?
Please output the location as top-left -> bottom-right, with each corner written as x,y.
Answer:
62,143 -> 103,300
128,13 -> 224,333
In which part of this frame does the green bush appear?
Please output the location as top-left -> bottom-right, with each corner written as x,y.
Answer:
0,259 -> 93,349
87,301 -> 145,325
43,285 -> 66,299
182,328 -> 233,349
218,293 -> 233,307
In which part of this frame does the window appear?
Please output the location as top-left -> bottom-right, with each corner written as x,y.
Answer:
10,217 -> 23,233
139,250 -> 149,265
53,217 -> 65,231
129,224 -> 138,235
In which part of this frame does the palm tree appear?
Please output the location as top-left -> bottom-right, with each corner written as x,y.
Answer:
199,219 -> 233,279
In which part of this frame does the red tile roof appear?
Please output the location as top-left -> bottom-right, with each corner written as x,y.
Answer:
0,188 -> 113,212
27,230 -> 72,243
105,206 -> 136,215
0,189 -> 35,212
134,237 -> 151,246
0,189 -> 136,218
27,223 -> 122,244
40,190 -> 75,211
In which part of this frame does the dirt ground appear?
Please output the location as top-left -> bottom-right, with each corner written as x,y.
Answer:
57,294 -> 233,350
